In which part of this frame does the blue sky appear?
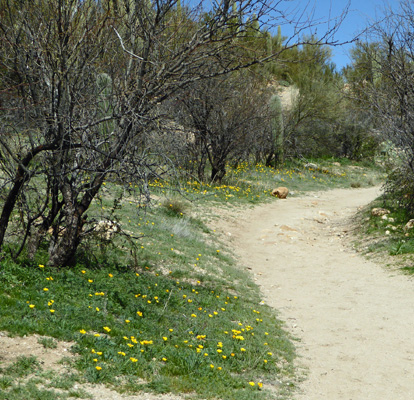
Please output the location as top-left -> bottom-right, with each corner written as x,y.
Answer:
276,0 -> 400,71
191,1 -> 401,70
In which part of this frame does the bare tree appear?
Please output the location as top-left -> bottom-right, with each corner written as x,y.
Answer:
0,0 -> 349,266
347,1 -> 414,211
173,73 -> 271,182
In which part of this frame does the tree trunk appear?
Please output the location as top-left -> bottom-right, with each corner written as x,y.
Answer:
47,165 -> 108,267
48,208 -> 84,268
211,163 -> 226,183
197,153 -> 207,181
0,144 -> 56,251
265,152 -> 274,167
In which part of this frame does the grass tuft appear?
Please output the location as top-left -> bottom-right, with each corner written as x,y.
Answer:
4,356 -> 41,378
38,337 -> 58,349
160,198 -> 188,217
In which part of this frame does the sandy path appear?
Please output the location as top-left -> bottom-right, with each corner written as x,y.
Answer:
219,187 -> 414,400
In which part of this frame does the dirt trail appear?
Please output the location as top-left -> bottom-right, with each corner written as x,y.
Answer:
219,187 -> 414,400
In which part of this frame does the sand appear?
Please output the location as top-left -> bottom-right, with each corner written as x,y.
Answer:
218,186 -> 414,400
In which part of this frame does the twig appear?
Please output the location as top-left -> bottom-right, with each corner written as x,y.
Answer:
112,27 -> 146,62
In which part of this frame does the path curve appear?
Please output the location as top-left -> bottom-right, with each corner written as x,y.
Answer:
219,187 -> 414,400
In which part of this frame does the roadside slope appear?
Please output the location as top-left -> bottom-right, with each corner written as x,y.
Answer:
218,187 -> 414,399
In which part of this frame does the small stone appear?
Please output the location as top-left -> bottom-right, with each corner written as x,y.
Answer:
271,187 -> 289,199
404,219 -> 414,231
386,225 -> 397,231
371,208 -> 390,217
304,163 -> 318,169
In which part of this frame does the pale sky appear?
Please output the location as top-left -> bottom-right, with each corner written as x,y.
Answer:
278,0 -> 401,71
189,0 -> 402,71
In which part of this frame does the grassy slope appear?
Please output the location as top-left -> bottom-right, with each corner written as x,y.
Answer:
0,159 -> 385,400
353,195 -> 414,275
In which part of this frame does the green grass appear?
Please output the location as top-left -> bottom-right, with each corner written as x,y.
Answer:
0,258 -> 295,399
2,356 -> 41,378
0,356 -> 73,400
0,159 -> 386,399
46,374 -> 76,390
38,337 -> 58,349
143,158 -> 384,207
354,194 -> 414,275
0,356 -> 88,399
0,381 -> 65,400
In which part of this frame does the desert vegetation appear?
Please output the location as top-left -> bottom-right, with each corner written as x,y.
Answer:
1,0 -> 414,399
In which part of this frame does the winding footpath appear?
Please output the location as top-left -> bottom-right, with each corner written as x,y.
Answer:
220,187 -> 414,400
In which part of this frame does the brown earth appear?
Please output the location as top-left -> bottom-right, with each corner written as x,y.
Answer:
0,332 -> 74,371
0,332 -> 185,400
216,186 -> 414,400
